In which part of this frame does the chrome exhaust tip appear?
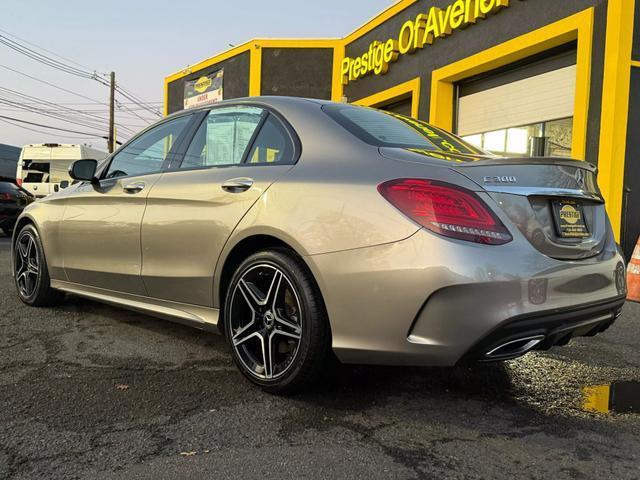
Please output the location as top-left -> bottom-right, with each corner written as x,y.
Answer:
483,335 -> 546,361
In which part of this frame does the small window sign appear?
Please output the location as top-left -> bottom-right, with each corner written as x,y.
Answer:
183,69 -> 223,110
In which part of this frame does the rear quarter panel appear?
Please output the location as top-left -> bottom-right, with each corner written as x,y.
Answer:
213,110 -> 485,308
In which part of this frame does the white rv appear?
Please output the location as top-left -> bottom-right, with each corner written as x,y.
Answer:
17,143 -> 107,197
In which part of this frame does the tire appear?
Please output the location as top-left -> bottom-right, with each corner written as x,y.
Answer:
224,248 -> 331,393
14,224 -> 65,307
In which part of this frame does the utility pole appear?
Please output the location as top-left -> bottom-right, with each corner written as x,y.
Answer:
107,71 -> 115,153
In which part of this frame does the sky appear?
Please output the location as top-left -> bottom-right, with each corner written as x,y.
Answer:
1,0 -> 392,151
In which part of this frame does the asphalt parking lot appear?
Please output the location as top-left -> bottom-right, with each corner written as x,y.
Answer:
0,234 -> 639,479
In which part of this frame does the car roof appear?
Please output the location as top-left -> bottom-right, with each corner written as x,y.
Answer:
165,96 -> 335,120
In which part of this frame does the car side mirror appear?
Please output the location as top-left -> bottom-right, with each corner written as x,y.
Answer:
69,159 -> 99,184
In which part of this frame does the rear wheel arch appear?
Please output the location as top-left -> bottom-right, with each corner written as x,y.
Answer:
216,234 -> 329,339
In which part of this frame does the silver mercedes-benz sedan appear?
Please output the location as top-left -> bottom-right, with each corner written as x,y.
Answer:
12,97 -> 627,392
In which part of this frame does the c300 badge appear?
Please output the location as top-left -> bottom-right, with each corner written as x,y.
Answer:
483,176 -> 517,184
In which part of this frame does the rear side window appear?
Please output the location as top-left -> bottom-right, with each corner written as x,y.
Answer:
245,115 -> 293,164
322,104 -> 481,154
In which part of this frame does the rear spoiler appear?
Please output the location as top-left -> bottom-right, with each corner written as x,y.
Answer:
458,156 -> 598,173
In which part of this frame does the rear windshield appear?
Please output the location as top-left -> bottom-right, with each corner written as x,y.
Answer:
322,104 -> 482,155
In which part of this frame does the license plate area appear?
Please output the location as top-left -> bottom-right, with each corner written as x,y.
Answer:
551,199 -> 590,239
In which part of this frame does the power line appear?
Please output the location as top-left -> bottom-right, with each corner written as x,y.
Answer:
0,85 -> 137,134
0,29 -> 162,117
0,107 -> 148,129
0,35 -> 98,80
0,95 -> 132,134
0,63 -> 107,105
0,28 -> 161,146
116,101 -> 157,124
0,114 -> 107,137
0,84 -> 110,125
3,101 -> 162,106
0,117 -> 101,140
114,85 -> 162,117
0,27 -> 104,74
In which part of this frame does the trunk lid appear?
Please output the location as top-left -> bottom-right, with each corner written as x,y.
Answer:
380,148 -> 607,260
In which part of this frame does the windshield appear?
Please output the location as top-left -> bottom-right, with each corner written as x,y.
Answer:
322,104 -> 484,155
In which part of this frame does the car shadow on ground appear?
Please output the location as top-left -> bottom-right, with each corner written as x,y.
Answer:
54,294 -> 517,403
49,285 -> 640,421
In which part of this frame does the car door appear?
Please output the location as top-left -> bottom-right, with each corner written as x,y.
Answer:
60,114 -> 194,294
141,105 -> 297,306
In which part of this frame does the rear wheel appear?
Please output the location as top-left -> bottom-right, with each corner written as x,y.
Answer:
224,249 -> 330,393
14,224 -> 64,306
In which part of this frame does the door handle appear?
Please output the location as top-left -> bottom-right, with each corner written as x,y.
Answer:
123,181 -> 145,194
221,177 -> 253,193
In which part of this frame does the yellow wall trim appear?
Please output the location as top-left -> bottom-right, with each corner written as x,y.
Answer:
164,2 -> 422,107
164,38 -> 341,115
353,77 -> 421,118
343,0 -> 418,44
332,43 -> 347,102
249,46 -> 262,97
430,8 -> 594,162
165,40 -> 254,84
632,60 -> 640,68
165,38 -> 341,84
597,0 -> 636,240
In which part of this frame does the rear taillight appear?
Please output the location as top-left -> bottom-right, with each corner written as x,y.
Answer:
0,193 -> 13,200
378,178 -> 512,245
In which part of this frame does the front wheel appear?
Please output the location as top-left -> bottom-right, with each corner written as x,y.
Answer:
14,224 -> 64,306
224,249 -> 331,393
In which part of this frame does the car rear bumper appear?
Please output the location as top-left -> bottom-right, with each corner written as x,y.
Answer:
306,228 -> 626,367
457,296 -> 625,363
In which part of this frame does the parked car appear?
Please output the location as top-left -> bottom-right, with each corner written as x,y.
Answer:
11,97 -> 627,392
17,143 -> 107,198
0,178 -> 34,237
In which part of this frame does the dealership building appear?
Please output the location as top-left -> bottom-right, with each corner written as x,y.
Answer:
165,0 -> 639,256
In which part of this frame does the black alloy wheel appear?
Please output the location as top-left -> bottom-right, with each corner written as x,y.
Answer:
224,249 -> 330,393
14,224 -> 64,306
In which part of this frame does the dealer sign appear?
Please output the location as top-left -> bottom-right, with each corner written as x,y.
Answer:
184,69 -> 224,109
341,0 -> 511,85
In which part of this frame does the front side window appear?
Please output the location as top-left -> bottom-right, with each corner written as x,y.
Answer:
181,106 -> 264,169
104,115 -> 191,179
